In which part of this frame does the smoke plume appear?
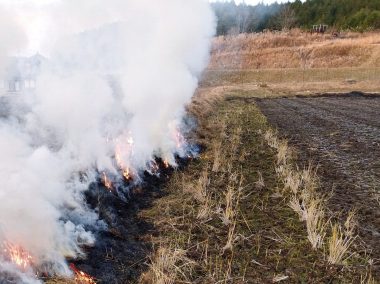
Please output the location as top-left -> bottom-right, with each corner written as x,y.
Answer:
0,0 -> 215,282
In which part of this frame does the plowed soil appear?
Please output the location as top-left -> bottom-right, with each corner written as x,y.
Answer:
256,92 -> 380,272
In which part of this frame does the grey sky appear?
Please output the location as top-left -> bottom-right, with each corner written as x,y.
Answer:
210,0 -> 293,4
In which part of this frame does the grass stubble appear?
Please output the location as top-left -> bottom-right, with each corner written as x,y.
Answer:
139,89 -> 376,283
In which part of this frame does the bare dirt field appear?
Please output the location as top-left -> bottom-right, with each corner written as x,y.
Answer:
256,92 -> 380,272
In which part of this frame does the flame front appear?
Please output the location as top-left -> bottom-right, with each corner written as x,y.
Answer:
163,160 -> 170,168
174,128 -> 185,149
122,168 -> 131,181
102,172 -> 113,191
114,134 -> 134,181
70,264 -> 96,284
3,242 -> 33,270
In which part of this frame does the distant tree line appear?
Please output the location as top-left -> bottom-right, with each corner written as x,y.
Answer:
211,0 -> 380,35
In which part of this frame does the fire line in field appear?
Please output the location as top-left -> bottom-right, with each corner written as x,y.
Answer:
70,264 -> 96,284
2,242 -> 33,270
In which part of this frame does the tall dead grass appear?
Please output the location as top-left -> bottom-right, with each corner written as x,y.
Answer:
142,93 -> 247,284
264,129 -> 357,260
209,31 -> 380,69
141,247 -> 195,284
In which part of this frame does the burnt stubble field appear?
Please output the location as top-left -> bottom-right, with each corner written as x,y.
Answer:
256,92 -> 380,270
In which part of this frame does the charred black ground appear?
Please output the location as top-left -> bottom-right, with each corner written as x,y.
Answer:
72,157 -> 193,283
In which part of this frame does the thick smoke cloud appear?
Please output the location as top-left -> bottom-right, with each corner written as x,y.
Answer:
0,0 -> 215,282
0,6 -> 26,76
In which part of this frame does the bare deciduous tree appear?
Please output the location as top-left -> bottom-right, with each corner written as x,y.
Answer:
278,6 -> 296,30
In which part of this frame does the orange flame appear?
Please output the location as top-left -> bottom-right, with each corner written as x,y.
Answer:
102,172 -> 113,191
70,264 -> 96,284
122,168 -> 131,181
114,135 -> 134,181
114,150 -> 124,170
163,160 -> 170,169
3,242 -> 33,270
174,129 -> 185,149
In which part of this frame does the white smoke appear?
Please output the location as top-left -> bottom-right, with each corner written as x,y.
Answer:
0,5 -> 26,77
0,0 -> 215,283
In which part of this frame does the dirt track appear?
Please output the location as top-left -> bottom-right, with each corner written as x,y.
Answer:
256,93 -> 380,269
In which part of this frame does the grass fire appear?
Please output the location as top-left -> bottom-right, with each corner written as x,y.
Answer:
0,0 -> 379,283
2,242 -> 33,271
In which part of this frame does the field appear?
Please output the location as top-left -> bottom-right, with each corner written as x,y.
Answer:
132,32 -> 380,283
48,32 -> 379,283
257,94 -> 380,266
133,88 -> 379,283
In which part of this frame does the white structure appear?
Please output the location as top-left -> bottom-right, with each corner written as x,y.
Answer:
1,53 -> 45,94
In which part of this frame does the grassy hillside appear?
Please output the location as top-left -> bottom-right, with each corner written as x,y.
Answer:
210,30 -> 380,69
204,31 -> 380,96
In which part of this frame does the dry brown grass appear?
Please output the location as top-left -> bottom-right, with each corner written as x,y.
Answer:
327,223 -> 356,265
194,169 -> 209,203
304,198 -> 327,250
265,130 -> 326,249
219,171 -> 243,227
140,246 -> 195,284
139,88 -> 371,283
211,140 -> 223,172
263,129 -> 359,256
141,91 -> 245,284
360,273 -> 376,284
210,30 -> 380,69
255,171 -> 265,190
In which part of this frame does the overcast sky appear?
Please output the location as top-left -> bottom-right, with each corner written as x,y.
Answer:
0,0 -> 294,6
210,0 -> 292,4
1,0 -> 295,5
